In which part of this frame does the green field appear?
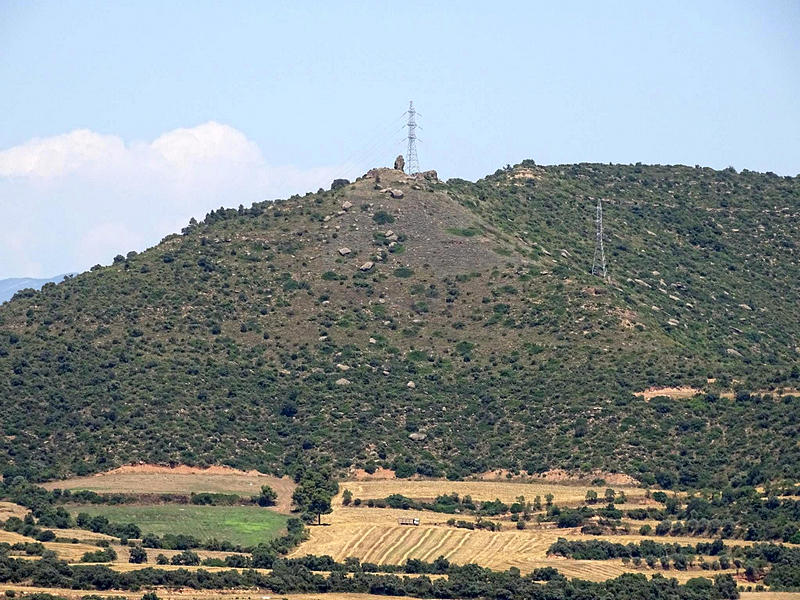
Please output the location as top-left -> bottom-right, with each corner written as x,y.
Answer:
68,504 -> 289,546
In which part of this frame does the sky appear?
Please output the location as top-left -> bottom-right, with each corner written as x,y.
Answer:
1,1 -> 798,278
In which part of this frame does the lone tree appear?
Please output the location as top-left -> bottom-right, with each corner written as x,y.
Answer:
309,493 -> 332,525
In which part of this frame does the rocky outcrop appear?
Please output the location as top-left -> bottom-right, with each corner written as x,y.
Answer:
331,178 -> 350,190
394,155 -> 405,171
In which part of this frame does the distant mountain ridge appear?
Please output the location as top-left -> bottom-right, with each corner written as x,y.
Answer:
0,274 -> 75,303
0,162 -> 797,487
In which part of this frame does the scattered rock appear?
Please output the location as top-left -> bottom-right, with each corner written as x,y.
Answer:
331,178 -> 349,190
406,380 -> 416,389
369,337 -> 377,344
336,364 -> 350,371
390,189 -> 404,199
323,215 -> 331,222
341,201 -> 353,210
420,169 -> 438,181
408,432 -> 426,441
394,155 -> 405,171
335,377 -> 351,386
359,261 -> 374,271
726,348 -> 743,357
384,230 -> 394,237
338,247 -> 352,256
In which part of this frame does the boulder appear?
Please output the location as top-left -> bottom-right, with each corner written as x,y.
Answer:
359,261 -> 374,271
406,380 -> 416,389
420,170 -> 438,181
336,363 -> 350,371
394,155 -> 405,171
341,201 -> 353,210
408,432 -> 426,441
390,189 -> 404,199
338,247 -> 352,256
335,377 -> 351,386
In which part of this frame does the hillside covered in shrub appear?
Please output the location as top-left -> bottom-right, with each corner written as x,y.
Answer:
0,162 -> 797,487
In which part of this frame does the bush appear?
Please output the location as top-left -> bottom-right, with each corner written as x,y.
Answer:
372,211 -> 395,225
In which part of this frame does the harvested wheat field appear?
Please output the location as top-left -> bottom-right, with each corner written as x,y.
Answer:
0,588 -> 415,600
336,478 -> 654,507
0,500 -> 28,520
43,464 -> 296,513
292,485 -> 750,584
291,513 -> 738,581
0,529 -> 100,561
740,594 -> 800,599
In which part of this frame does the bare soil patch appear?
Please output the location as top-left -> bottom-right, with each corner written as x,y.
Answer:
635,386 -> 703,401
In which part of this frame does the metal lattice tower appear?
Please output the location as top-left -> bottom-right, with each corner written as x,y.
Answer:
405,100 -> 420,175
592,198 -> 608,281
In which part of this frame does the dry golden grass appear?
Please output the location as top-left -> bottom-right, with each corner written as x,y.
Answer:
43,464 -> 296,513
0,587 -> 415,600
291,504 -> 742,581
337,479 -> 654,507
0,529 -> 101,562
288,480 -> 746,583
740,594 -> 800,599
0,500 -> 28,520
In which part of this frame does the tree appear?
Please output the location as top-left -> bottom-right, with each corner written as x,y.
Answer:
128,545 -> 147,564
585,490 -> 598,504
309,493 -> 332,525
342,489 -> 353,506
256,485 -> 278,507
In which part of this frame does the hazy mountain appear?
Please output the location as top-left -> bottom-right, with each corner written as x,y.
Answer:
0,274 -> 75,303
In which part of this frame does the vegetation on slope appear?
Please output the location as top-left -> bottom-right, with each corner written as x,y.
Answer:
0,163 -> 797,488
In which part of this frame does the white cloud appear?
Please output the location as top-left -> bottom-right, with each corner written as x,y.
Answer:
0,122 -> 344,278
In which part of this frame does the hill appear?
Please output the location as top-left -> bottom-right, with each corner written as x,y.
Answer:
0,162 -> 798,488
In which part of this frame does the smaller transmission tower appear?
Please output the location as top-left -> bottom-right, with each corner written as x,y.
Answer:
592,198 -> 608,281
405,100 -> 420,175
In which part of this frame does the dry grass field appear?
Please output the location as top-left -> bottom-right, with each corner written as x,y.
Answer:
740,595 -> 800,600
336,478 -> 656,507
0,587 -> 418,600
288,480 -> 730,582
0,528 -> 101,561
42,464 -> 296,513
0,500 -> 28,520
290,506 -> 741,581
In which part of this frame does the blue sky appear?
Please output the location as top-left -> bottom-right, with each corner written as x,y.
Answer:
1,1 -> 798,278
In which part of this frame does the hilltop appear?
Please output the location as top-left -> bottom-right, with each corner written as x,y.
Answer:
0,161 -> 798,488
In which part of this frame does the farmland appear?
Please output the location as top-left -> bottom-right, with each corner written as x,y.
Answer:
66,503 -> 289,547
3,470 -> 799,599
288,479 -> 737,581
42,464 -> 296,513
